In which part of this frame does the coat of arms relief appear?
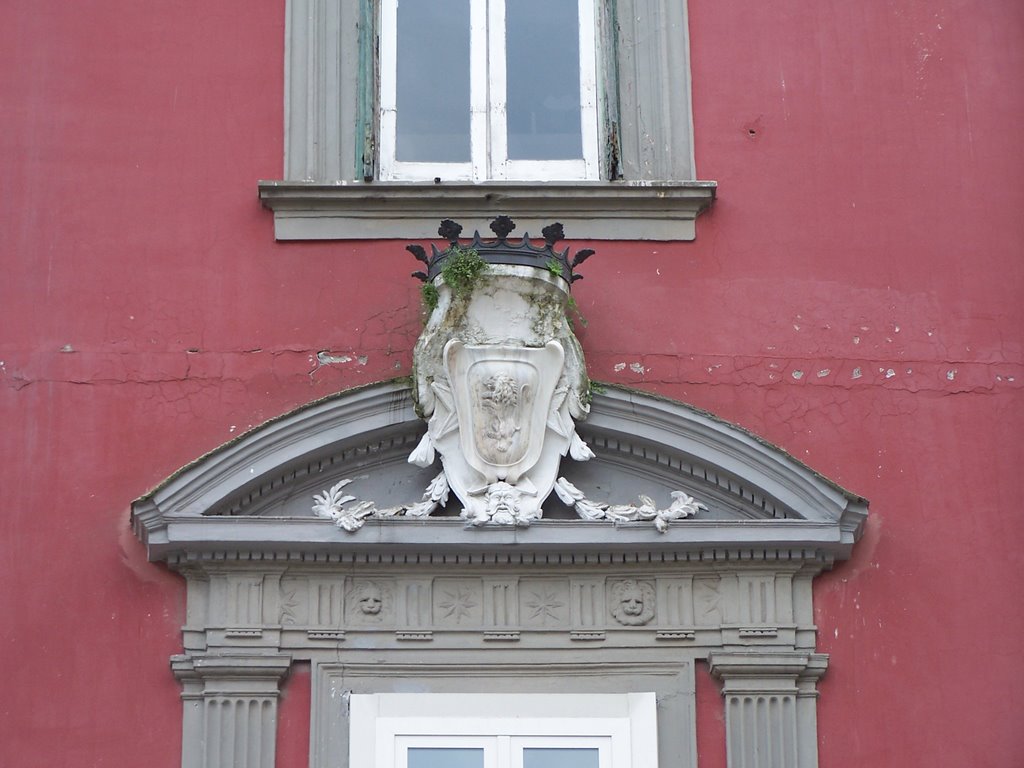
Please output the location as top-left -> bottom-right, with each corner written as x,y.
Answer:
313,217 -> 705,532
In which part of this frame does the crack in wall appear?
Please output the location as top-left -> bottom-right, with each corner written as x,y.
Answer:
2,347 -> 1020,396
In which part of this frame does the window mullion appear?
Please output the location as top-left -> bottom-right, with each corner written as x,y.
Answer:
497,735 -> 512,768
471,0 -> 491,181
577,0 -> 600,180
377,0 -> 399,180
485,0 -> 507,180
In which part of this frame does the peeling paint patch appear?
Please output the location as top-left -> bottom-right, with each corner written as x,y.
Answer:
60,344 -> 74,353
885,369 -> 896,378
817,369 -> 830,378
791,370 -> 804,380
317,351 -> 353,365
613,362 -> 626,372
852,336 -> 860,345
946,369 -> 957,381
629,362 -> 645,374
852,367 -> 862,379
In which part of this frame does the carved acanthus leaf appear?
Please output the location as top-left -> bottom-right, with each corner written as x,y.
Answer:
312,480 -> 359,528
554,478 -> 706,532
312,472 -> 449,532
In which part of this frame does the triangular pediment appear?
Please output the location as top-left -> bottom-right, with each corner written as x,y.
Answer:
132,380 -> 867,563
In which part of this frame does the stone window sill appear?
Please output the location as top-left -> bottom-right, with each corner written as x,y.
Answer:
258,180 -> 717,241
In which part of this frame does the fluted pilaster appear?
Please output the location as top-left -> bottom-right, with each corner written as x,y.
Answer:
173,653 -> 292,768
709,652 -> 827,768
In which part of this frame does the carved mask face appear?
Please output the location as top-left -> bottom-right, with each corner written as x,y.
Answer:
621,589 -> 644,616
488,485 -> 518,513
358,588 -> 383,615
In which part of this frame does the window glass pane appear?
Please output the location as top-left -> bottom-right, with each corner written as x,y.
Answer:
408,747 -> 486,768
396,0 -> 471,162
505,0 -> 583,160
523,747 -> 599,768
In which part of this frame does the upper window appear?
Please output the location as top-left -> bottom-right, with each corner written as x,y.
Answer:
280,0 -> 697,184
262,0 -> 716,240
379,0 -> 600,182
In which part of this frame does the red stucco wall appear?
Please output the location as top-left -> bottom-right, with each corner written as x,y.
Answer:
2,0 -> 1021,765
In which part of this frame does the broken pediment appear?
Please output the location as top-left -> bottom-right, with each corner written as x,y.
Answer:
131,378 -> 866,563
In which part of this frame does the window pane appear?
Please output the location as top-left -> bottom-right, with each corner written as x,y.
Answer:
408,747 -> 485,768
505,0 -> 583,160
396,0 -> 471,162
523,748 -> 599,768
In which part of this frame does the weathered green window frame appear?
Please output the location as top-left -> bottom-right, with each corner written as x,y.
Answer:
259,0 -> 716,240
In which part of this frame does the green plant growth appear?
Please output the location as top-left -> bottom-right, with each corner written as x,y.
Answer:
566,295 -> 588,328
546,258 -> 563,278
420,282 -> 439,312
441,246 -> 487,300
581,381 -> 604,407
581,381 -> 605,407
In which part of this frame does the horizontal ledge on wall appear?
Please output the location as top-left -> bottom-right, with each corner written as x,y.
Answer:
143,516 -> 849,564
257,180 -> 718,241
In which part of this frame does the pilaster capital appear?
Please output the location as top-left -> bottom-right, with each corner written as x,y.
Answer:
172,652 -> 292,695
708,651 -> 828,695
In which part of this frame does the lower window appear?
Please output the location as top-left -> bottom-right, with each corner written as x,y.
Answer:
349,693 -> 658,768
401,737 -> 607,768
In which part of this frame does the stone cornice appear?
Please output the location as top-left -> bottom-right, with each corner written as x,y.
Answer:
148,517 -> 846,565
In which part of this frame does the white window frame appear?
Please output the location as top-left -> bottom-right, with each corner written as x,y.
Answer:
349,693 -> 658,768
378,0 -> 600,182
392,735 -> 612,768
